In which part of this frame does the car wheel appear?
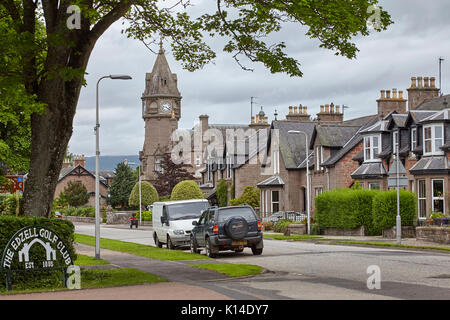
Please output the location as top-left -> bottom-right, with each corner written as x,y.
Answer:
167,235 -> 175,250
154,233 -> 163,248
190,236 -> 200,254
251,246 -> 263,255
205,238 -> 217,258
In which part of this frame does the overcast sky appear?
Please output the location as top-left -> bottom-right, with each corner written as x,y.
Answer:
70,0 -> 450,157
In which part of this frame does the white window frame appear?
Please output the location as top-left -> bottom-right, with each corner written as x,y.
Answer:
195,155 -> 201,167
207,159 -> 212,181
411,128 -> 417,151
423,124 -> 444,156
273,150 -> 280,175
368,182 -> 381,190
155,157 -> 164,174
432,179 -> 445,214
265,190 -> 268,217
271,190 -> 280,213
393,131 -> 399,154
315,146 -> 324,171
364,135 -> 381,162
418,179 -> 426,220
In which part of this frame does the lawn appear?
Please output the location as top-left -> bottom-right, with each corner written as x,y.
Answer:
74,254 -> 109,266
75,234 -> 209,261
190,264 -> 263,277
264,234 -> 324,241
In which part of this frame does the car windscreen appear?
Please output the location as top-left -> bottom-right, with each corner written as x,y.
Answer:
167,202 -> 209,220
217,208 -> 257,223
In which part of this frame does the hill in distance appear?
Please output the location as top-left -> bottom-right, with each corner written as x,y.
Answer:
85,155 -> 140,171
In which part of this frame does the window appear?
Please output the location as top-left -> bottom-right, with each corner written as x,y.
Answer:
260,191 -> 265,217
314,187 -> 323,197
226,155 -> 232,179
392,131 -> 399,154
273,150 -> 280,175
155,157 -> 164,173
418,180 -> 426,220
315,146 -> 323,171
195,155 -> 201,167
364,135 -> 381,162
271,190 -> 280,213
207,159 -> 212,181
368,182 -> 381,190
432,179 -> 445,214
423,124 -> 444,155
411,128 -> 417,151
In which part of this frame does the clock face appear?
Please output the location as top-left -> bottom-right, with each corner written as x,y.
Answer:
161,102 -> 172,113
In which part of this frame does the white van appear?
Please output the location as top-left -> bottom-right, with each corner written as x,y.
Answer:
152,199 -> 209,249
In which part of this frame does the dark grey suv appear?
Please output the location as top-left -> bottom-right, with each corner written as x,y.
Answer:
190,205 -> 263,258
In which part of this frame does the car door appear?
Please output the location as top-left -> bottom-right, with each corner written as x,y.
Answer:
157,205 -> 168,241
196,210 -> 208,246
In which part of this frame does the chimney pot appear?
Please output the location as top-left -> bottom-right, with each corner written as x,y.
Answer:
325,104 -> 330,113
392,89 -> 398,99
411,77 -> 417,88
289,106 -> 293,115
336,105 -> 340,114
320,105 -> 324,113
417,76 -> 423,88
251,116 -> 255,124
381,90 -> 386,99
303,106 -> 307,114
430,77 -> 436,88
399,91 -> 404,99
424,77 -> 430,88
330,103 -> 335,113
386,90 -> 391,99
294,106 -> 298,114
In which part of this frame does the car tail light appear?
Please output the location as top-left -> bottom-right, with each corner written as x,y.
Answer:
257,220 -> 262,231
213,225 -> 219,234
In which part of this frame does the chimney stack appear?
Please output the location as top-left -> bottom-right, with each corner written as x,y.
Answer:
377,88 -> 407,116
286,104 -> 311,122
407,75 -> 440,110
73,155 -> 86,168
317,102 -> 343,123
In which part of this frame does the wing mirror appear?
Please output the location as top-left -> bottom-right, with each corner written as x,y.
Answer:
192,221 -> 198,226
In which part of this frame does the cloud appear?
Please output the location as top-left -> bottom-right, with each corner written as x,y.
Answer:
70,0 -> 450,156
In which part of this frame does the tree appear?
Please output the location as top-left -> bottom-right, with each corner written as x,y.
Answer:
171,180 -> 204,201
109,162 -> 136,208
128,181 -> 159,209
153,153 -> 195,197
217,179 -> 228,207
64,181 -> 89,207
2,1 -> 392,217
230,186 -> 260,209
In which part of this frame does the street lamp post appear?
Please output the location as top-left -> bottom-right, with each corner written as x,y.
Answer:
288,130 -> 311,235
95,74 -> 132,260
128,162 -> 142,226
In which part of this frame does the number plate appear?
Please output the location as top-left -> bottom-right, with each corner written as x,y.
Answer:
232,240 -> 247,246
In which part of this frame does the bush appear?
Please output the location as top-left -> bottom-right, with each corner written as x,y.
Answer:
229,186 -> 260,209
136,210 -> 152,221
262,221 -> 273,231
273,219 -> 299,233
315,189 -> 380,235
171,180 -> 204,201
128,181 -> 159,208
159,195 -> 171,202
0,193 -> 11,213
372,190 -> 417,234
216,179 -> 228,207
0,216 -> 76,291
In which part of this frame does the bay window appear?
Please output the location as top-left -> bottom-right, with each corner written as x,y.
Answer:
411,128 -> 417,151
432,179 -> 445,214
364,135 -> 381,162
423,124 -> 444,155
418,179 -> 426,219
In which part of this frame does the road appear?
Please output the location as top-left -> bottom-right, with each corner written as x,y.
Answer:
75,223 -> 450,300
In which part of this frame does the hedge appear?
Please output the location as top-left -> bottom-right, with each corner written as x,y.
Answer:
56,206 -> 95,217
136,210 -> 152,221
315,189 -> 380,235
0,216 -> 76,291
171,180 -> 204,201
372,190 -> 417,234
128,181 -> 159,208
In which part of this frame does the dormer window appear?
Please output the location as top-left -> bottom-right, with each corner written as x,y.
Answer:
393,131 -> 399,153
423,124 -> 444,155
364,135 -> 381,162
411,128 -> 417,151
315,145 -> 323,171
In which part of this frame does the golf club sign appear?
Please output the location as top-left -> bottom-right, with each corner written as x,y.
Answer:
1,225 -> 75,290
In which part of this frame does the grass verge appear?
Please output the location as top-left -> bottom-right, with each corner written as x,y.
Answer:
75,234 -> 208,261
190,264 -> 263,277
264,234 -> 324,241
75,254 -> 109,266
0,268 -> 166,295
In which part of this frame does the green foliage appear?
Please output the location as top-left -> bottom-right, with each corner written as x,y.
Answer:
0,216 -> 76,290
63,181 -> 89,207
54,192 -> 69,208
229,186 -> 260,209
351,181 -> 362,190
109,162 -> 136,208
273,219 -> 299,233
128,181 -> 159,209
262,221 -> 273,231
315,189 -> 380,235
171,180 -> 204,201
217,179 -> 228,207
372,190 -> 417,234
57,206 -> 95,218
159,195 -> 171,202
1,192 -> 22,216
430,212 -> 448,219
136,210 -> 153,221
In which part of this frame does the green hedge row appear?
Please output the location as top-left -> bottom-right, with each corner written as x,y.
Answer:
0,216 -> 76,291
136,210 -> 152,221
315,189 -> 417,235
56,206 -> 95,217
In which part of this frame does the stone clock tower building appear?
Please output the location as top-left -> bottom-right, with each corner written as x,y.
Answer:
140,44 -> 181,182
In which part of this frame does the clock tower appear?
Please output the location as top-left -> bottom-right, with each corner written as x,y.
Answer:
140,43 -> 181,182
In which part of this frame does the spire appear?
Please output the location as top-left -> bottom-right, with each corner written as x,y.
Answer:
144,41 -> 180,97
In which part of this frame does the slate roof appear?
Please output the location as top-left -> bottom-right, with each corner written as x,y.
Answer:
58,165 -> 109,188
271,121 -> 316,170
377,145 -> 392,159
360,119 -> 389,133
351,162 -> 388,179
312,125 -> 360,148
391,114 -> 408,128
419,108 -> 450,123
416,94 -> 450,110
409,110 -> 437,123
409,156 -> 450,173
257,176 -> 285,187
